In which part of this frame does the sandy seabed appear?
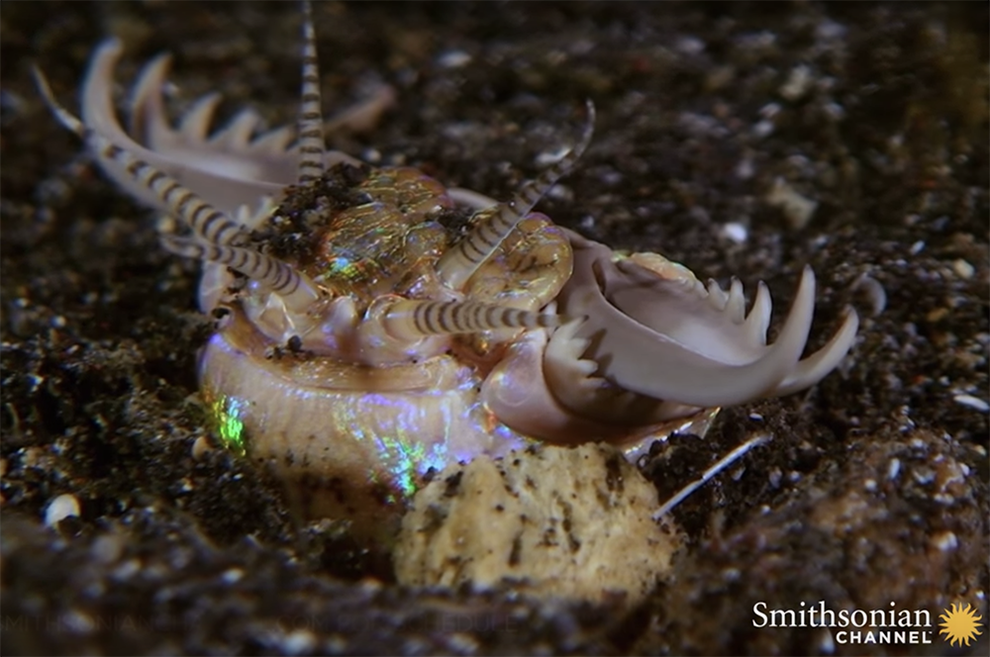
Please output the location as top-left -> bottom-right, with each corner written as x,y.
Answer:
2,2 -> 987,655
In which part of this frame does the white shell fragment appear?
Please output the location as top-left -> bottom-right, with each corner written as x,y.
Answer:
44,493 -> 81,526
953,394 -> 989,413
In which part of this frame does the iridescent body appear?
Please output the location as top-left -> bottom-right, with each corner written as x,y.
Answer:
199,164 -> 576,537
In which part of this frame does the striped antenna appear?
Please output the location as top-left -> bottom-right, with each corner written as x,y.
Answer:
161,236 -> 321,313
33,66 -> 246,246
296,0 -> 326,184
382,299 -> 562,341
436,100 -> 596,290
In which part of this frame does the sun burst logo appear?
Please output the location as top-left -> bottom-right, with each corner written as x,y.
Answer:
939,602 -> 983,647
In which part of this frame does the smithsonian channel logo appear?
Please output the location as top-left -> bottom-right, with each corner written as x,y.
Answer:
752,599 -> 983,647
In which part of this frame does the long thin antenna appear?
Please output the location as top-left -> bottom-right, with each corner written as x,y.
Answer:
436,100 -> 595,290
161,236 -> 320,312
381,299 -> 562,340
297,0 -> 326,184
653,432 -> 772,518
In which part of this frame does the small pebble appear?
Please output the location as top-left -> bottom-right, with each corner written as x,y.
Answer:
282,629 -> 317,655
766,178 -> 818,229
752,119 -> 775,139
437,49 -> 472,69
952,259 -> 975,279
191,435 -> 213,459
44,493 -> 81,526
929,530 -> 958,552
953,394 -> 989,413
852,274 -> 887,316
887,458 -> 901,481
722,222 -> 748,244
780,64 -> 812,101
